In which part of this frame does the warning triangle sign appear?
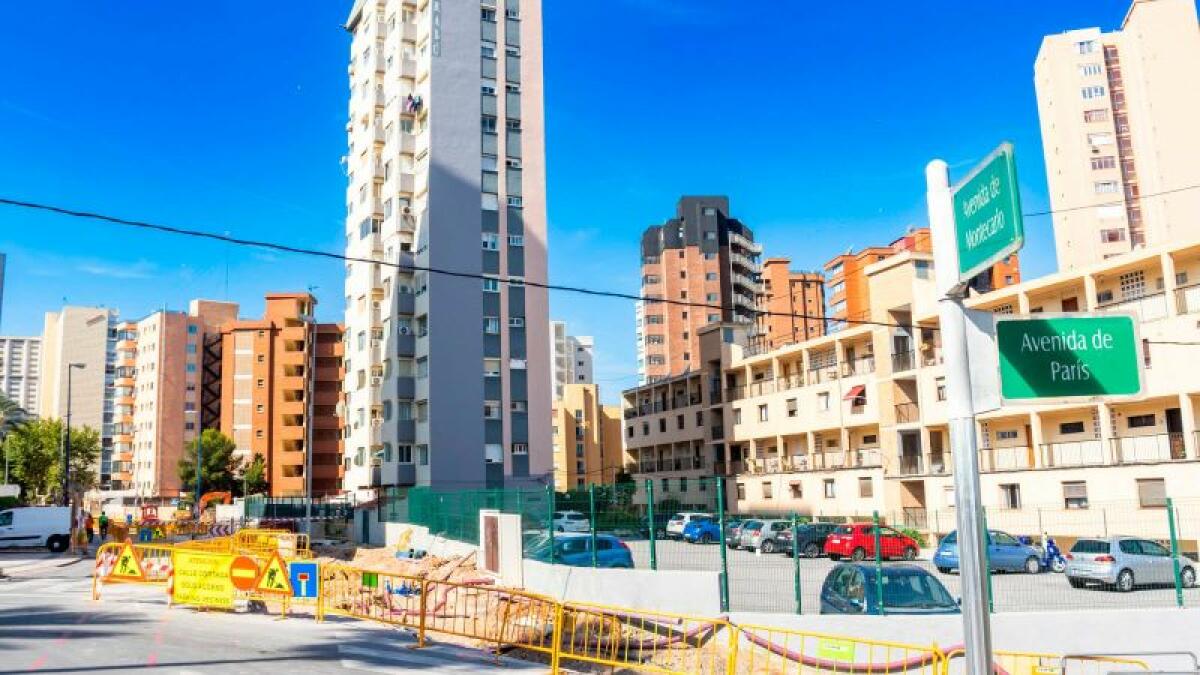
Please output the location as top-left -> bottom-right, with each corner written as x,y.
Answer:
255,552 -> 293,595
109,540 -> 144,581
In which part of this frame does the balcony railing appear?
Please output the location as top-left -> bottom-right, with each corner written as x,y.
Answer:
743,449 -> 882,475
1098,291 -> 1168,322
628,457 -> 708,474
1111,433 -> 1187,464
841,355 -> 876,377
921,347 -> 944,367
980,445 -> 1034,472
892,350 -> 916,373
1039,440 -> 1105,468
898,454 -> 924,476
1175,283 -> 1200,315
895,402 -> 920,424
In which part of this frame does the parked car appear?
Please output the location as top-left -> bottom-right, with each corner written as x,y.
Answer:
682,517 -> 722,544
551,510 -> 590,533
737,519 -> 792,553
820,563 -> 960,615
824,523 -> 919,561
933,529 -> 1043,574
527,533 -> 634,568
0,506 -> 71,553
724,519 -> 746,547
1065,535 -> 1196,592
775,522 -> 840,558
666,512 -> 712,540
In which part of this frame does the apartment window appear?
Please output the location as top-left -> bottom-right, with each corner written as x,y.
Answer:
256,430 -> 264,439
817,392 -> 830,411
676,414 -> 684,430
1096,289 -> 1114,304
736,482 -> 746,500
705,293 -> 718,302
996,429 -> 1019,441
705,272 -> 717,281
508,234 -> 524,246
682,352 -> 690,362
1094,181 -> 1119,194
696,410 -> 704,426
707,314 -> 719,322
1090,155 -> 1116,170
627,426 -> 634,438
732,408 -> 742,425
1100,228 -> 1126,243
482,232 -> 499,250
935,377 -> 947,401
512,443 -> 528,455
481,41 -> 496,58
511,400 -> 527,412
1076,40 -> 1097,54
484,358 -> 501,376
1078,63 -> 1103,76
509,317 -> 525,328
762,481 -> 773,499
1127,414 -> 1155,428
1000,484 -> 1021,509
1176,271 -> 1189,286
642,422 -> 649,435
256,354 -> 265,363
483,277 -> 500,292
1059,421 -> 1086,435
186,364 -> 197,373
658,418 -> 666,433
481,115 -> 498,133
256,378 -> 265,389
1081,85 -> 1106,99
255,404 -> 264,414
1084,109 -> 1109,123
858,477 -> 873,498
789,481 -> 802,498
824,479 -> 836,498
1137,478 -> 1167,508
575,443 -> 584,457
1120,270 -> 1146,299
483,317 -> 500,334
1058,481 -> 1090,510
786,398 -> 798,417
661,478 -> 669,492
757,404 -> 768,422
679,477 -> 688,492
416,357 -> 429,378
1087,132 -> 1113,146
484,401 -> 501,419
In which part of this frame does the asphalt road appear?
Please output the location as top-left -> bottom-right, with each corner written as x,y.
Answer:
623,539 -> 1200,614
0,550 -> 540,674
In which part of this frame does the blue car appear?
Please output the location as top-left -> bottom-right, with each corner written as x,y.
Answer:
527,533 -> 634,568
682,517 -> 722,544
933,529 -> 1043,574
820,563 -> 960,615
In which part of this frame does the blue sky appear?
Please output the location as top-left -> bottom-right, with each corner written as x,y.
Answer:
0,1 -> 1135,397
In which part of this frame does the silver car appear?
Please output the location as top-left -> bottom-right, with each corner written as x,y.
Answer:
1066,535 -> 1196,592
737,519 -> 791,553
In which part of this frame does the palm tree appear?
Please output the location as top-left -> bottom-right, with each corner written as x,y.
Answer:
0,393 -> 29,484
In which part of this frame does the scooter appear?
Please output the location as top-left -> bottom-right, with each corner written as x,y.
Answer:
1040,534 -> 1067,573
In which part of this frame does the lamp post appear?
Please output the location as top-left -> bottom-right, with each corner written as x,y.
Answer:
62,362 -> 86,506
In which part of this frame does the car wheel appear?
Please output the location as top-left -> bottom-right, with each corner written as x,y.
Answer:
1051,558 -> 1067,574
46,535 -> 68,553
851,548 -> 867,562
804,543 -> 821,559
1024,556 -> 1041,574
762,540 -> 776,554
1068,577 -> 1085,589
1116,569 -> 1135,593
700,533 -> 713,544
937,567 -> 951,574
828,554 -> 841,562
1182,567 -> 1196,589
902,546 -> 918,561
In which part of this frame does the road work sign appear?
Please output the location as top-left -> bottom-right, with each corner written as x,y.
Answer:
996,313 -> 1142,400
952,143 -> 1023,281
174,550 -> 235,609
289,561 -> 318,599
229,555 -> 260,592
255,552 -> 293,596
108,541 -> 144,581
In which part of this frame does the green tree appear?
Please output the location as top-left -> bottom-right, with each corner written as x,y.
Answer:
2,419 -> 99,502
239,453 -> 269,496
177,429 -> 238,499
0,393 -> 29,484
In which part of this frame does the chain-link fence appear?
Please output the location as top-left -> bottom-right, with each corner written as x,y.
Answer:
378,481 -> 1200,615
244,495 -> 357,521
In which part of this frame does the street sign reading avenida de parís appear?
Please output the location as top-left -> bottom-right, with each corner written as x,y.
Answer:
952,143 -> 1024,282
995,313 -> 1143,401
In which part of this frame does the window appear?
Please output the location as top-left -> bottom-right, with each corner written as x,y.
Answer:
858,477 -> 873,498
512,443 -> 528,455
482,232 -> 499,250
1096,289 -> 1114,304
1076,40 -> 1096,54
732,408 -> 742,424
736,482 -> 746,500
996,429 -> 1019,441
696,411 -> 704,426
1000,484 -> 1021,509
1094,181 -> 1119,194
1120,270 -> 1146,299
757,404 -> 768,422
658,418 -> 666,432
1090,155 -> 1116,170
626,426 -> 634,438
679,477 -> 688,492
1081,85 -> 1106,99
789,481 -> 802,498
1059,421 -> 1086,434
823,479 -> 836,498
575,443 -> 584,457
1137,478 -> 1166,508
1127,414 -> 1155,429
481,41 -> 496,58
1084,109 -> 1109,123
1087,132 -> 1113,146
509,317 -> 525,328
676,414 -> 684,430
481,115 -> 498,133
786,398 -> 798,417
1078,63 -> 1103,76
1100,228 -> 1126,243
817,392 -> 830,411
1063,481 -> 1089,509
484,401 -> 501,419
762,481 -> 773,499
483,317 -> 500,334
705,272 -> 717,281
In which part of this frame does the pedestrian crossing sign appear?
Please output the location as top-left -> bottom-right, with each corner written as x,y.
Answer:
109,540 -> 144,581
255,552 -> 293,595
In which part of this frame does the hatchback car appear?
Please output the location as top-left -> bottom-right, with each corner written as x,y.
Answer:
527,533 -> 634,568
824,523 -> 919,561
724,519 -> 746,547
737,519 -> 792,553
552,510 -> 590,533
666,512 -> 712,539
820,563 -> 960,615
933,529 -> 1043,574
1066,535 -> 1196,592
682,517 -> 722,544
777,522 -> 841,558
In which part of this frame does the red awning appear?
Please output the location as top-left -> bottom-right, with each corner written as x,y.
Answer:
843,384 -> 866,401
788,480 -> 802,487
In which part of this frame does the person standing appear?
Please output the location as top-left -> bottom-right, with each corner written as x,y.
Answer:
84,512 -> 95,544
98,512 -> 110,541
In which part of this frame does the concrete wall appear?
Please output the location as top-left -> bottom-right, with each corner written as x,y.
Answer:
522,558 -> 721,617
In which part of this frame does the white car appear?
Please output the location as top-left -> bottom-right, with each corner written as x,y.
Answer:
666,512 -> 713,540
0,506 -> 72,553
552,510 -> 590,533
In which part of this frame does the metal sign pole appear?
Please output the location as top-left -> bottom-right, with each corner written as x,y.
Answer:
927,159 -> 994,672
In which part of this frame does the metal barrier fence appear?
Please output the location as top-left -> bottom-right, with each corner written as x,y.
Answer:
244,495 -> 356,521
940,647 -> 1151,673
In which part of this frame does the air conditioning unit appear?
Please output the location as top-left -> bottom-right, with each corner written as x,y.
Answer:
370,376 -> 382,386
402,205 -> 412,215
398,326 -> 410,335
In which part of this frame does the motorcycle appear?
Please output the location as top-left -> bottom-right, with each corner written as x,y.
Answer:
1018,533 -> 1067,573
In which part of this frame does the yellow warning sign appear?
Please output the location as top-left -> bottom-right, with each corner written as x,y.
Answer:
108,540 -> 144,581
174,550 -> 235,609
255,552 -> 292,595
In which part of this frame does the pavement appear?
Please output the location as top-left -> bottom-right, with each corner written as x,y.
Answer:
0,553 -> 544,673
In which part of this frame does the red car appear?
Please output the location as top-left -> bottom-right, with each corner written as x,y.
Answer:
824,523 -> 919,561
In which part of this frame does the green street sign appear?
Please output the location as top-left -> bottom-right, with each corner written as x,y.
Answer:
995,314 -> 1142,400
952,143 -> 1024,282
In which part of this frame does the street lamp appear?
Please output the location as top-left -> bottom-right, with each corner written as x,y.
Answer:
62,362 -> 86,507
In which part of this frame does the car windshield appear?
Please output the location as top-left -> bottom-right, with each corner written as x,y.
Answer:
744,522 -> 763,531
1071,539 -> 1111,554
941,531 -> 957,545
670,514 -> 686,521
834,525 -> 853,535
881,573 -> 956,609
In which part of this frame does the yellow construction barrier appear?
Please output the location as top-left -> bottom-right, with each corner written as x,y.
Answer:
736,622 -> 943,674
555,601 -> 730,674
173,549 -> 237,610
92,540 -> 176,600
940,647 -> 1150,674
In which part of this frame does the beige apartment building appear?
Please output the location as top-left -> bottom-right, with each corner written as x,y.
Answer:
0,336 -> 40,413
717,239 -> 1200,545
551,383 -> 623,488
1035,0 -> 1200,271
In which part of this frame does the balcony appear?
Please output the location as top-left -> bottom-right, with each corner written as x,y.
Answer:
372,463 -> 417,487
1176,283 -> 1200,315
1039,440 -> 1105,468
399,57 -> 417,79
921,347 -> 944,367
841,355 -> 876,377
776,373 -> 804,392
979,445 -> 1034,472
898,454 -> 924,476
1111,433 -> 1187,464
894,402 -> 920,424
1098,291 -> 1168,322
891,350 -> 916,373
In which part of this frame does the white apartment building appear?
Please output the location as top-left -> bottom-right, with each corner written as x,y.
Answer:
1035,0 -> 1200,270
550,320 -> 593,400
0,336 -> 40,412
342,0 -> 551,492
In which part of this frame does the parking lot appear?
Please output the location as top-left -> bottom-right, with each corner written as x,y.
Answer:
621,538 -> 1200,614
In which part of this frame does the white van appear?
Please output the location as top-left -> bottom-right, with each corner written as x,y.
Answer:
0,506 -> 72,552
